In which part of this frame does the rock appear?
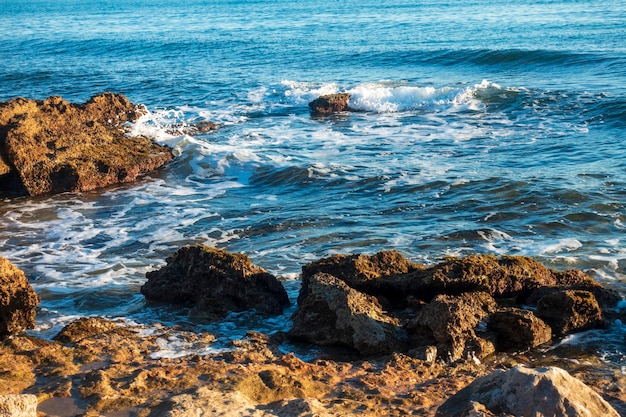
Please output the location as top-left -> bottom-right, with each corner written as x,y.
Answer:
409,255 -> 559,300
436,365 -> 621,417
300,250 -> 422,307
487,308 -> 552,351
408,292 -> 497,361
0,256 -> 39,338
308,93 -> 351,115
0,93 -> 173,196
290,272 -> 404,356
53,317 -> 130,344
0,394 -> 37,417
141,245 -> 289,317
536,290 -> 604,335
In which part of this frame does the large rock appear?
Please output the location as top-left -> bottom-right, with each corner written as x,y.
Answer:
487,308 -> 552,351
308,93 -> 351,115
536,289 -> 604,335
0,93 -> 173,196
436,365 -> 621,417
300,250 -> 422,307
0,256 -> 39,338
289,272 -> 404,356
141,245 -> 289,317
0,394 -> 37,417
407,292 -> 497,361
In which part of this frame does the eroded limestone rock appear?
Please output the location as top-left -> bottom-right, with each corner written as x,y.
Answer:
0,93 -> 173,196
308,93 -> 351,115
0,256 -> 39,338
141,245 -> 290,317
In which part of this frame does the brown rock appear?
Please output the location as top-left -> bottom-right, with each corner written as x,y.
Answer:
53,317 -> 130,344
409,255 -> 558,300
408,292 -> 497,361
536,290 -> 604,335
0,93 -> 173,196
141,245 -> 290,317
0,256 -> 39,338
308,93 -> 351,115
436,365 -> 621,417
300,250 -> 421,306
488,308 -> 552,351
290,272 -> 405,356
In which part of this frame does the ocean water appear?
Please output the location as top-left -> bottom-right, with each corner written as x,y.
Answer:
1,0 -> 625,361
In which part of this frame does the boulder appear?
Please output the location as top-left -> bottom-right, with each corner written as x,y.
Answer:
436,365 -> 621,417
0,93 -> 173,196
308,93 -> 351,115
300,250 -> 422,307
407,292 -> 497,361
141,245 -> 289,317
536,290 -> 604,335
0,394 -> 37,417
0,256 -> 39,338
487,308 -> 552,351
289,272 -> 404,356
408,255 -> 559,300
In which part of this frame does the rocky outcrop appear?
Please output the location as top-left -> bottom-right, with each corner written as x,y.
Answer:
0,256 -> 39,338
487,308 -> 552,351
436,366 -> 621,417
300,250 -> 422,307
141,245 -> 290,317
290,272 -> 405,356
0,394 -> 37,417
0,93 -> 173,196
308,93 -> 351,115
536,290 -> 604,335
408,292 -> 497,361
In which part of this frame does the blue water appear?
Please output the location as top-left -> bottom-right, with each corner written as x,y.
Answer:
1,0 -> 625,359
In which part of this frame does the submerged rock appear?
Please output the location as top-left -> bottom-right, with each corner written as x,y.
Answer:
0,93 -> 173,196
0,256 -> 39,338
141,245 -> 290,317
290,272 -> 405,356
436,365 -> 621,417
308,93 -> 351,115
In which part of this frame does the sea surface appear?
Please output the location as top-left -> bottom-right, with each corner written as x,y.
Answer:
0,0 -> 625,362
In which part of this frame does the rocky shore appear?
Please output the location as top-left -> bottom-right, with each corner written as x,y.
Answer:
1,94 -> 625,416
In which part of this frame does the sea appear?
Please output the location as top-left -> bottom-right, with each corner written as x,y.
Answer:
0,0 -> 625,364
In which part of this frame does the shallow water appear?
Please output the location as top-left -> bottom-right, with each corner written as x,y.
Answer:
0,0 -> 625,362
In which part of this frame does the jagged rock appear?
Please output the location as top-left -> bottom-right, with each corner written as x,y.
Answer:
436,365 -> 621,417
0,394 -> 37,417
0,256 -> 39,338
408,255 -> 559,300
536,290 -> 604,335
300,250 -> 422,307
308,93 -> 351,115
0,93 -> 173,196
407,292 -> 497,361
289,272 -> 405,356
141,245 -> 289,317
487,308 -> 552,351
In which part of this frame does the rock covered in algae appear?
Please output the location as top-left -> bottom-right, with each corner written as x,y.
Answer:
308,93 -> 351,115
0,256 -> 39,338
0,93 -> 173,196
141,245 -> 290,317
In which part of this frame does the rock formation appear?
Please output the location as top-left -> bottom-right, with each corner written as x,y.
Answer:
290,272 -> 405,356
0,256 -> 39,338
436,365 -> 621,417
0,93 -> 173,196
308,93 -> 351,115
536,289 -> 604,334
141,245 -> 290,317
0,394 -> 37,417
